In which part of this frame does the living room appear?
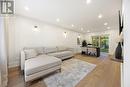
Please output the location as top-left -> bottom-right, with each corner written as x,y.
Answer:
0,0 -> 130,87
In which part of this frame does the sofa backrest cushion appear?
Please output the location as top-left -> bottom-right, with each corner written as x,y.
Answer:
24,47 -> 44,55
44,47 -> 58,54
24,49 -> 38,59
57,47 -> 68,51
35,48 -> 45,54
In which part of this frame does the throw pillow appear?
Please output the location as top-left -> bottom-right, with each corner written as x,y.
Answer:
24,49 -> 38,59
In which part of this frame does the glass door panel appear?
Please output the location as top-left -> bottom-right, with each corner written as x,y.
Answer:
100,36 -> 109,52
92,35 -> 109,53
92,36 -> 100,47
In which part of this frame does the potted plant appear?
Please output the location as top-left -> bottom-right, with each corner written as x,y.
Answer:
82,40 -> 87,47
81,40 -> 87,54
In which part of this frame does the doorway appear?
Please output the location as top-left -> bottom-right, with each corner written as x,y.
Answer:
92,35 -> 109,53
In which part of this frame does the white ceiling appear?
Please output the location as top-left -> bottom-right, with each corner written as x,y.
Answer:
15,0 -> 122,33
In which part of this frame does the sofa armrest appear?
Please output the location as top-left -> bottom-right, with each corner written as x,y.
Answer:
21,51 -> 25,70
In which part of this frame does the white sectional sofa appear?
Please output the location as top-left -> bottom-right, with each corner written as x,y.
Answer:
21,47 -> 74,82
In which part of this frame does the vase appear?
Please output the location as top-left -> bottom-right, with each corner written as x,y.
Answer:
115,42 -> 122,59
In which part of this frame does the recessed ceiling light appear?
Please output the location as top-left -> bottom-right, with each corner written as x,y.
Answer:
71,24 -> 74,27
56,18 -> 60,22
104,22 -> 108,26
86,0 -> 91,4
81,28 -> 84,31
87,30 -> 90,32
98,14 -> 103,19
107,27 -> 110,29
24,6 -> 29,11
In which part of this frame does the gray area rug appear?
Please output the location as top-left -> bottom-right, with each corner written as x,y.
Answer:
44,59 -> 96,87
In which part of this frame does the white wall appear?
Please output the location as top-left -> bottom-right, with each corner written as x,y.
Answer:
123,0 -> 130,87
0,17 -> 8,87
85,29 -> 119,55
7,15 -> 85,68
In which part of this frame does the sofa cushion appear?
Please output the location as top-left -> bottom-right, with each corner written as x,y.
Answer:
24,49 -> 38,59
48,51 -> 73,58
24,47 -> 44,55
48,52 -> 63,58
25,54 -> 62,76
35,48 -> 44,54
59,51 -> 73,57
57,47 -> 68,51
44,47 -> 58,54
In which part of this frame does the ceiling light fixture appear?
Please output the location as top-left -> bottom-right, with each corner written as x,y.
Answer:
104,22 -> 108,26
98,14 -> 103,19
56,18 -> 60,22
78,35 -> 81,38
81,28 -> 84,31
63,32 -> 67,38
71,24 -> 74,27
107,27 -> 110,29
87,30 -> 90,32
24,6 -> 29,11
33,26 -> 40,32
86,0 -> 91,4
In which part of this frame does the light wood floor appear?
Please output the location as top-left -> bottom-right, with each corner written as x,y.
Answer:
8,54 -> 121,87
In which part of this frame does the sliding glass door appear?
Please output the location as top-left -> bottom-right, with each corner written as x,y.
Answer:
92,35 -> 109,53
100,36 -> 109,52
92,36 -> 100,47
